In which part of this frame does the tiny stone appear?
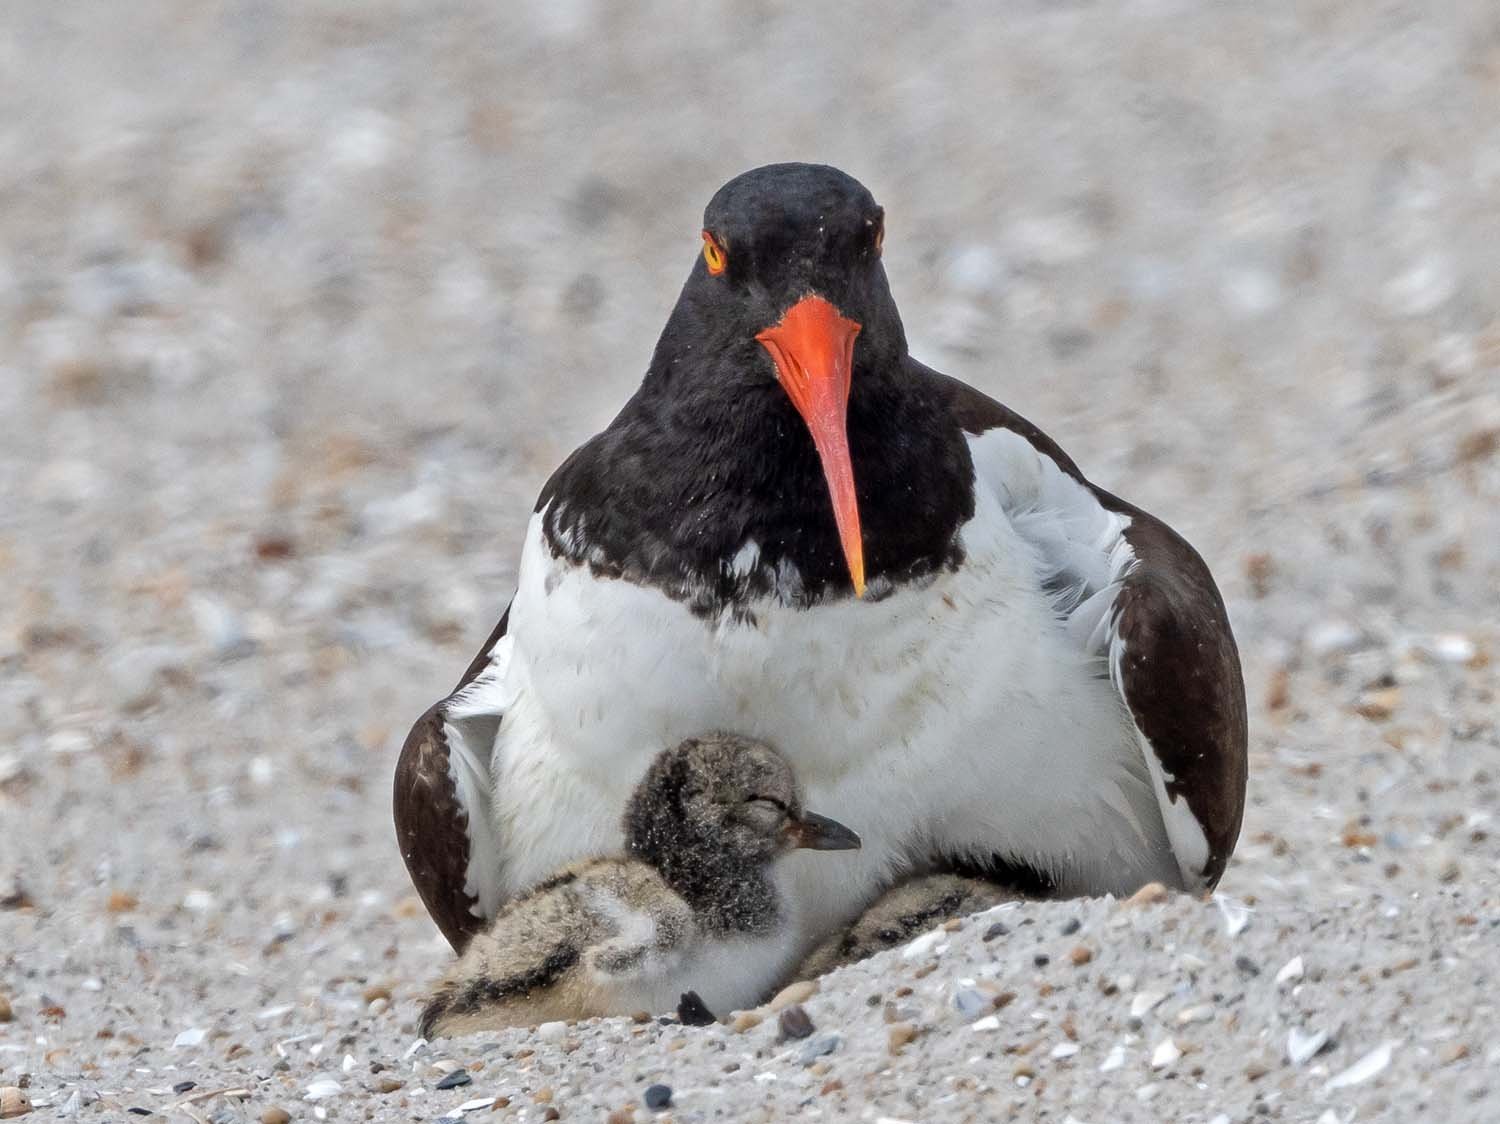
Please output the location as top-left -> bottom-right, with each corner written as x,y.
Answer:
0,1088 -> 30,1119
642,1084 -> 672,1110
0,996 -> 10,1022
1274,956 -> 1304,985
1439,1042 -> 1469,1065
631,1011 -> 651,1024
820,1078 -> 844,1095
606,1110 -> 634,1124
730,1010 -> 764,1033
797,1033 -> 841,1064
172,1082 -> 196,1095
260,1110 -> 291,1124
971,1015 -> 1001,1032
1060,918 -> 1081,936
1151,1038 -> 1181,1069
953,988 -> 992,1019
778,1004 -> 815,1040
1234,955 -> 1260,977
1069,946 -> 1093,966
1033,954 -> 1050,968
770,980 -> 818,1011
374,1077 -> 404,1094
434,1070 -> 471,1090
542,1109 -> 560,1122
535,1021 -> 568,1042
887,1022 -> 919,1055
676,991 -> 717,1027
1125,882 -> 1168,906
533,1087 -> 555,1103
982,922 -> 1009,941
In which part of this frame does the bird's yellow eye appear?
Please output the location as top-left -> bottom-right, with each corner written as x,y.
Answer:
701,231 -> 727,276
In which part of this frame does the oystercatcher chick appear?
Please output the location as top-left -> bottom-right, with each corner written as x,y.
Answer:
396,163 -> 1248,1004
420,733 -> 859,1037
797,874 -> 1016,978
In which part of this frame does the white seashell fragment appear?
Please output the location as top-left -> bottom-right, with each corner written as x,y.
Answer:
1151,1038 -> 1181,1069
1274,956 -> 1304,985
1325,1041 -> 1398,1089
1287,1027 -> 1329,1066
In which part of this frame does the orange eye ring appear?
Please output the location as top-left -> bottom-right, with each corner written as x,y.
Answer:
701,231 -> 727,276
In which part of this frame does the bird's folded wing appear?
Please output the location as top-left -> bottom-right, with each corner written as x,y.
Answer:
394,605 -> 513,951
931,365 -> 1248,890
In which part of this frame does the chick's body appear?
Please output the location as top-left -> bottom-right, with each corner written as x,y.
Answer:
422,733 -> 859,1036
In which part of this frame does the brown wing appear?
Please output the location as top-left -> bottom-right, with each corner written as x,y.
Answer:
929,362 -> 1248,888
393,606 -> 510,951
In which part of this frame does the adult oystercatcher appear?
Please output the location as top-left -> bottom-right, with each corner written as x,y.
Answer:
395,163 -> 1247,1001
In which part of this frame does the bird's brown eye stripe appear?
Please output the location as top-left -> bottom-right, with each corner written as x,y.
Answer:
701,231 -> 727,276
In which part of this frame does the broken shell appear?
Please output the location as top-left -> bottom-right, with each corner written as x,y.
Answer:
0,1087 -> 31,1119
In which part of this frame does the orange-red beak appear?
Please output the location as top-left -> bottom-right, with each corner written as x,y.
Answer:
755,295 -> 866,597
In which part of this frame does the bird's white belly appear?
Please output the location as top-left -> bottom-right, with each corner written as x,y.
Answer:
483,496 -> 1177,995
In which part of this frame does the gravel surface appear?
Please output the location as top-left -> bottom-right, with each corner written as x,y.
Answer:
2,2 -> 1498,1121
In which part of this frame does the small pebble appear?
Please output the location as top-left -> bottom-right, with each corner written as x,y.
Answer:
1060,918 -> 1081,936
1151,1039 -> 1181,1069
1125,882 -> 1168,906
769,980 -> 818,1011
971,1015 -> 1001,1032
458,1097 -> 496,1113
901,929 -> 946,960
172,1082 -> 196,1095
535,1021 -> 568,1042
1234,955 -> 1261,977
1033,953 -> 1050,968
434,1069 -> 471,1090
373,1077 -> 404,1094
1069,945 -> 1093,966
0,996 -> 12,1022
1130,991 -> 1166,1018
797,1033 -> 841,1064
542,1109 -> 560,1122
730,1010 -> 764,1033
778,1004 -> 815,1040
1439,1042 -> 1470,1065
887,1022 -> 919,1055
260,1110 -> 290,1124
0,1088 -> 30,1119
676,991 -> 717,1027
642,1084 -> 672,1110
953,988 -> 992,1019
1274,956 -> 1304,985
982,922 -> 1009,941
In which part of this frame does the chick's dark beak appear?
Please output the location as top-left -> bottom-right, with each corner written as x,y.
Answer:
756,294 -> 866,597
785,810 -> 862,851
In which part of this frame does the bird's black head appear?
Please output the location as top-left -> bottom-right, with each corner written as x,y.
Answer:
649,163 -> 913,597
541,163 -> 973,613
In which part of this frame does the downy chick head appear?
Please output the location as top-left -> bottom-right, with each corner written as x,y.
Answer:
625,733 -> 861,871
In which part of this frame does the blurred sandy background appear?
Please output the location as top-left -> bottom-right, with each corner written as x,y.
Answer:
2,2 -> 1498,1121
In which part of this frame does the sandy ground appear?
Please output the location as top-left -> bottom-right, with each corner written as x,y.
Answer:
2,1 -> 1499,1121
